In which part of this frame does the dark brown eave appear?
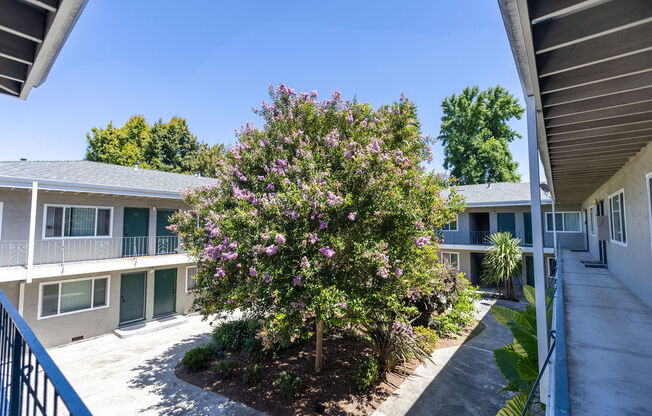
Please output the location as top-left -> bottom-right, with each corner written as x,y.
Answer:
498,0 -> 652,204
0,0 -> 87,99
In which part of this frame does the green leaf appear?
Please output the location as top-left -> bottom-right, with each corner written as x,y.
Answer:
508,321 -> 539,360
516,305 -> 537,334
491,305 -> 522,328
496,393 -> 529,416
523,285 -> 536,306
493,347 -> 530,392
517,356 -> 539,382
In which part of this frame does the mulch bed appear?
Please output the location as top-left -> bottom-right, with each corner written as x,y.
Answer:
176,321 -> 486,415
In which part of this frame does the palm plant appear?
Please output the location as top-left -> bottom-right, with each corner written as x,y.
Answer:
481,232 -> 522,300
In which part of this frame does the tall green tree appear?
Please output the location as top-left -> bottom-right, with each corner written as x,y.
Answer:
85,115 -> 224,177
438,86 -> 524,185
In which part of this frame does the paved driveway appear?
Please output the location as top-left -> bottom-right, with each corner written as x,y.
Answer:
48,315 -> 262,416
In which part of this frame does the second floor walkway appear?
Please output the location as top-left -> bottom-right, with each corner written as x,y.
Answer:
439,231 -> 555,249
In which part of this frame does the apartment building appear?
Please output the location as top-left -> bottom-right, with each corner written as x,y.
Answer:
439,182 -> 584,285
0,160 -> 214,347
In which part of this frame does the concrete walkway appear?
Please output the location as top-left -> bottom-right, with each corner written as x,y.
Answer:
48,314 -> 262,416
374,298 -> 520,416
562,249 -> 652,415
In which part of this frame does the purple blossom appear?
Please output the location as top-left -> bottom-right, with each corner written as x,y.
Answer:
308,233 -> 319,244
229,241 -> 238,249
395,268 -> 403,277
293,275 -> 303,286
300,256 -> 310,269
348,212 -> 357,221
262,273 -> 272,283
221,251 -> 238,261
319,220 -> 328,230
377,267 -> 389,279
236,263 -> 242,268
367,138 -> 381,154
209,227 -> 221,238
249,267 -> 257,276
267,183 -> 275,191
413,236 -> 431,247
214,268 -> 226,278
327,191 -> 343,206
265,244 -> 278,256
275,234 -> 286,244
319,246 -> 335,258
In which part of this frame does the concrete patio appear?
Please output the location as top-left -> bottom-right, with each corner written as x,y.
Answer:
561,249 -> 652,415
47,314 -> 262,416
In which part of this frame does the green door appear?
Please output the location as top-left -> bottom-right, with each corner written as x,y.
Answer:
154,268 -> 177,317
156,209 -> 176,254
123,208 -> 149,256
524,212 -> 533,245
525,255 -> 535,287
120,272 -> 146,324
497,212 -> 516,237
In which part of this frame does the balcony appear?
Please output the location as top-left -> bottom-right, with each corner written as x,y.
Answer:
0,289 -> 91,415
0,236 -> 183,268
438,231 -> 554,248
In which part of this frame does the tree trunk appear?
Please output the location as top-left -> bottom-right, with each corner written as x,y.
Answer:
315,319 -> 324,372
504,279 -> 508,299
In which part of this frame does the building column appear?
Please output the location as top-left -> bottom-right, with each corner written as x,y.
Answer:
18,282 -> 25,316
526,96 -> 549,398
26,181 -> 38,283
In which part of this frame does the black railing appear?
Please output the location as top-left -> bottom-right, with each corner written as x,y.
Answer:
438,231 -> 554,247
0,290 -> 91,416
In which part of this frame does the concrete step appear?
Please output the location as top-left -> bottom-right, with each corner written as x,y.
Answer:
113,314 -> 187,339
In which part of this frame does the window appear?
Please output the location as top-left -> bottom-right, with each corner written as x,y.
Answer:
44,205 -> 112,238
186,266 -> 197,293
441,252 -> 459,269
609,189 -> 627,245
589,207 -> 595,236
441,215 -> 458,231
647,173 -> 652,254
545,212 -> 581,232
548,257 -> 556,277
39,276 -> 109,318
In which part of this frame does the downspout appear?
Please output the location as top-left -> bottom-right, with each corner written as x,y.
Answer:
525,96 -> 549,398
26,181 -> 39,284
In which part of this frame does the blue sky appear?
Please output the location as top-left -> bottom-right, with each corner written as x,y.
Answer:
0,1 -> 535,180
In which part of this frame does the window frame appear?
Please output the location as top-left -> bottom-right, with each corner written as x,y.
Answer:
42,204 -> 114,239
608,188 -> 627,247
186,265 -> 197,293
38,276 -> 110,320
545,211 -> 582,233
441,214 -> 459,232
441,251 -> 460,270
647,172 -> 652,255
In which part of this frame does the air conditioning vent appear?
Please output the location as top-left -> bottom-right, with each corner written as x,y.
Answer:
71,335 -> 84,342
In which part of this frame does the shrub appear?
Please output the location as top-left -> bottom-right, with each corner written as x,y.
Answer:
364,319 -> 429,371
274,371 -> 303,398
352,356 -> 379,391
242,337 -> 277,362
214,360 -> 240,378
212,319 -> 259,352
182,343 -> 215,372
430,284 -> 480,338
414,326 -> 438,355
243,363 -> 262,386
412,268 -> 468,327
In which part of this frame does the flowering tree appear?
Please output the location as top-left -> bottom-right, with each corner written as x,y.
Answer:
171,85 -> 464,372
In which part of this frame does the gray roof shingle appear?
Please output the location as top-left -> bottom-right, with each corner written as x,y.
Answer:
444,182 -> 551,206
0,160 -> 216,198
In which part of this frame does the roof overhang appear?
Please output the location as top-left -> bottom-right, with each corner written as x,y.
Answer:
498,0 -> 652,204
466,199 -> 552,207
0,176 -> 185,199
0,0 -> 87,99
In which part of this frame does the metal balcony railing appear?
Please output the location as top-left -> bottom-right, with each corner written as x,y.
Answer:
0,289 -> 91,416
0,236 -> 183,268
438,231 -> 554,248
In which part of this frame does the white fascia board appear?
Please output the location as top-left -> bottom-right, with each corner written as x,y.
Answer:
0,176 -> 183,199
465,199 -> 553,207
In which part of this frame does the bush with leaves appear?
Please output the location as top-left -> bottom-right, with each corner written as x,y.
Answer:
182,343 -> 216,372
170,84 -> 465,371
212,319 -> 259,352
412,267 -> 470,326
364,319 -> 430,371
242,337 -> 277,362
243,363 -> 262,386
214,360 -> 240,378
353,356 -> 380,391
492,285 -> 545,415
413,326 -> 438,355
274,371 -> 303,398
429,283 -> 480,338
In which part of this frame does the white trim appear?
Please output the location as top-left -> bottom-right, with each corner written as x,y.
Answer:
185,265 -> 197,293
647,172 -> 652,255
441,214 -> 459,231
545,211 -> 582,233
440,251 -> 460,270
42,204 -> 114,239
608,188 -> 628,247
37,275 -> 110,320
465,199 -> 552,207
0,201 -> 3,240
